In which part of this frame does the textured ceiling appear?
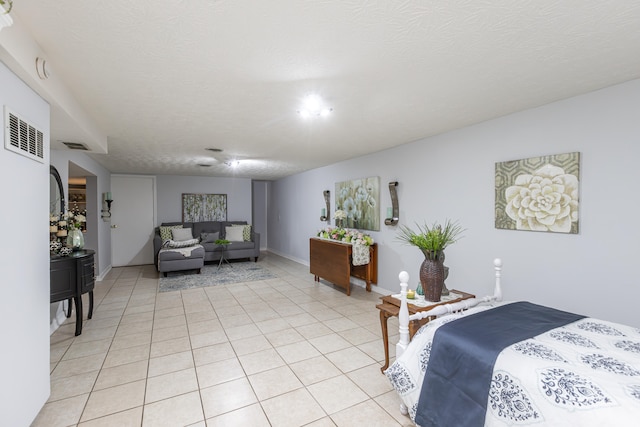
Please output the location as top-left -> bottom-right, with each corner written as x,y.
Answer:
12,0 -> 640,180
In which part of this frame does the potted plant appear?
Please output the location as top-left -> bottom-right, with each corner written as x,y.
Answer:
397,219 -> 464,302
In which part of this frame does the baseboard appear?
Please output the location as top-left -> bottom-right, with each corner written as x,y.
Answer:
96,264 -> 112,281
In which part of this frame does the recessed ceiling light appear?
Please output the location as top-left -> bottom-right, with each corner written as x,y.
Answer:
206,148 -> 223,152
224,160 -> 240,168
198,163 -> 212,167
298,94 -> 332,118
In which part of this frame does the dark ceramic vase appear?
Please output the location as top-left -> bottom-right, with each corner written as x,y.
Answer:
419,250 -> 445,302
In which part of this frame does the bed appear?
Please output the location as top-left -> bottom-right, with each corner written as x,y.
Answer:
385,259 -> 640,426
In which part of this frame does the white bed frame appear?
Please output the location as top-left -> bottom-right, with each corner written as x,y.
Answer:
393,258 -> 504,414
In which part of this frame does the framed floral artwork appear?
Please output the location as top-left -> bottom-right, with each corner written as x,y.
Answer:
335,176 -> 380,231
495,152 -> 580,233
182,193 -> 227,222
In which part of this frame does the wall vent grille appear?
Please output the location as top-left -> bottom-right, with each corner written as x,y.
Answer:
4,107 -> 45,163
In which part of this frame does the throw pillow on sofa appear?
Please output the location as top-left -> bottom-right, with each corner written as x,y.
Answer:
231,224 -> 252,241
172,227 -> 194,241
225,226 -> 245,242
159,225 -> 183,242
200,232 -> 220,243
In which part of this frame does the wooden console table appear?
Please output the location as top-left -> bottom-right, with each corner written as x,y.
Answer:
376,289 -> 475,372
309,238 -> 377,296
50,249 -> 95,336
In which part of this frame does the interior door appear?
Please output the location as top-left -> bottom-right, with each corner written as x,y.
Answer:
111,175 -> 156,267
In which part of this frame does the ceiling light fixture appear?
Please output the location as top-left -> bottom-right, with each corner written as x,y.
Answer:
298,94 -> 332,118
224,160 -> 240,168
205,148 -> 223,152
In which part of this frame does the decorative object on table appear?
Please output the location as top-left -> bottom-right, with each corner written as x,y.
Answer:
317,226 -> 374,266
320,190 -> 330,222
397,219 -> 464,302
335,176 -> 380,231
495,152 -> 580,234
62,210 -> 86,250
214,239 -> 230,245
182,193 -> 227,222
50,239 -> 62,253
384,181 -> 399,226
58,247 -> 73,257
334,209 -> 347,228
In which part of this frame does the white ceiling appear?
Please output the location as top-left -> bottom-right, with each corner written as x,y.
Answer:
12,0 -> 640,180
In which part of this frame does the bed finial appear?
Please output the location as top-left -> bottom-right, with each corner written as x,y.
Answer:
396,271 -> 411,362
493,258 -> 502,301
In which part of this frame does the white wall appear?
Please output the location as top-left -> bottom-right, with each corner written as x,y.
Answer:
0,61 -> 51,426
50,150 -> 112,277
252,180 -> 269,250
269,79 -> 640,327
156,175 -> 252,224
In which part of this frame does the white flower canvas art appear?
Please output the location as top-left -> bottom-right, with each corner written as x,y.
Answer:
495,152 -> 580,234
335,176 -> 380,231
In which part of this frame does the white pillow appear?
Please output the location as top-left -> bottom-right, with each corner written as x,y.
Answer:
225,226 -> 244,242
171,227 -> 194,241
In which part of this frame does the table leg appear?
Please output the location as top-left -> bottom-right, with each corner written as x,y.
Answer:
379,309 -> 391,373
88,291 -> 94,319
74,296 -> 83,336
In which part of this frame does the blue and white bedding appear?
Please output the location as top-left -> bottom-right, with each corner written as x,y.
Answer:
385,302 -> 640,426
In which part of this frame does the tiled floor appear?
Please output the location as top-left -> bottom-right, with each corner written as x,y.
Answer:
34,252 -> 411,427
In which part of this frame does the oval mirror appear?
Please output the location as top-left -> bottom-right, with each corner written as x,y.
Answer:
50,165 -> 65,218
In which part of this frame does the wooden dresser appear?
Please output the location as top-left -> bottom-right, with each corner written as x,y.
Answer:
309,238 -> 377,296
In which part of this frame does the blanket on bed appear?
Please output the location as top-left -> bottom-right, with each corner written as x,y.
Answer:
415,302 -> 585,427
386,302 -> 640,427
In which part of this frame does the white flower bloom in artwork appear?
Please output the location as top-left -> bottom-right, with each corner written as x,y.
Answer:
334,209 -> 347,220
505,164 -> 579,232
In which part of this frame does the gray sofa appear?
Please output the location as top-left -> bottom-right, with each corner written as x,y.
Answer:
153,221 -> 260,275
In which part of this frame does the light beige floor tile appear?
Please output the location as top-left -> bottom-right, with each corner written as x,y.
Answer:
192,341 -> 236,366
307,375 -> 369,415
49,370 -> 99,402
255,317 -> 290,333
347,364 -> 394,398
326,346 -> 376,373
238,348 -> 286,375
190,329 -> 228,349
218,313 -> 254,328
206,403 -> 270,427
248,365 -> 303,400
151,323 -> 189,342
103,343 -> 150,368
289,355 -> 342,386
186,310 -> 218,323
305,417 -> 338,426
331,400 -> 402,426
142,391 -> 204,427
62,338 -> 112,361
230,334 -> 272,356
196,357 -> 245,389
31,393 -> 89,427
309,333 -> 352,354
275,340 -> 321,364
186,318 -> 222,335
148,350 -> 194,377
264,327 -> 306,347
78,406 -> 143,427
94,360 -> 148,391
81,380 -> 146,422
261,388 -> 326,427
152,314 -> 187,330
200,377 -> 258,419
338,327 -> 380,345
72,325 -> 118,343
149,336 -> 191,358
145,367 -> 198,403
110,331 -> 152,350
51,353 -> 107,379
283,313 -> 318,327
115,320 -> 153,337
223,323 -> 263,341
373,390 -> 411,426
295,322 -> 334,339
120,311 -> 154,325
154,306 -> 185,319
323,317 -> 360,332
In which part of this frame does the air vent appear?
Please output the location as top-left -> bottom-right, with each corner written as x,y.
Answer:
4,107 -> 45,163
62,141 -> 89,150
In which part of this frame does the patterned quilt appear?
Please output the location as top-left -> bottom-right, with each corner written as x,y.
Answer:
385,302 -> 640,426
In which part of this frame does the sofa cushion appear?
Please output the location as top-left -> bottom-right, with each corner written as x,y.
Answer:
224,241 -> 255,250
159,224 -> 183,242
193,221 -> 222,237
225,226 -> 245,242
172,228 -> 194,241
200,232 -> 219,243
158,245 -> 205,260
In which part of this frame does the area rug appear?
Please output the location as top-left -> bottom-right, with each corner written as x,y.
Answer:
159,262 -> 276,292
